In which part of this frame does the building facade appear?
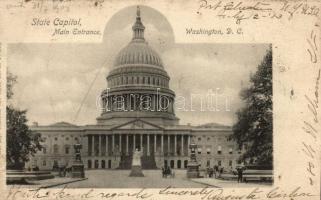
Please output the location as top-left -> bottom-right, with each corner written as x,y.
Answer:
28,7 -> 242,171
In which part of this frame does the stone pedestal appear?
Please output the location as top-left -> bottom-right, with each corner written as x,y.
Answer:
186,142 -> 200,178
71,142 -> 85,178
129,165 -> 144,177
129,148 -> 144,177
71,162 -> 85,178
186,161 -> 200,178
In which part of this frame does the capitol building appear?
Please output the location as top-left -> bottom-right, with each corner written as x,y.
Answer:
28,7 -> 242,171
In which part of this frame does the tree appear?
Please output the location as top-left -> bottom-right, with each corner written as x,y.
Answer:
230,48 -> 273,167
7,72 -> 17,100
6,72 -> 42,170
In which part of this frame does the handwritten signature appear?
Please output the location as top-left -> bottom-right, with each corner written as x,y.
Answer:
5,185 -> 317,200
302,29 -> 319,186
197,0 -> 319,24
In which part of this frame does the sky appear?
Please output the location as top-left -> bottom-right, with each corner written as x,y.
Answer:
8,5 -> 270,126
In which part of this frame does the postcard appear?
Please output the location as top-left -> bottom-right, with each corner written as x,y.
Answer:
0,0 -> 320,199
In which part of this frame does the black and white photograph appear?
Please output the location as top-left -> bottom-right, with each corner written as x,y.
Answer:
7,5 -> 273,189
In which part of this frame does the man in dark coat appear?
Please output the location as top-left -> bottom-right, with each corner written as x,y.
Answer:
237,167 -> 244,183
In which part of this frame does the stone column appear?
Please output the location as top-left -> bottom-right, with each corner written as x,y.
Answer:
161,134 -> 164,155
147,134 -> 150,156
154,134 -> 157,153
188,135 -> 191,156
98,135 -> 101,156
126,134 -> 129,155
106,135 -> 109,156
133,134 -> 136,151
91,135 -> 95,156
119,134 -> 122,153
112,134 -> 115,153
127,94 -> 130,111
84,135 -> 89,156
140,134 -> 143,152
181,135 -> 184,156
168,135 -> 170,155
174,134 -> 177,156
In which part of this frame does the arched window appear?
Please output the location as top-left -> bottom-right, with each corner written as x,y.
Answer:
53,144 -> 59,154
148,77 -> 150,84
177,160 -> 181,169
184,160 -> 188,168
87,160 -> 92,169
101,160 -> 106,169
65,145 -> 70,154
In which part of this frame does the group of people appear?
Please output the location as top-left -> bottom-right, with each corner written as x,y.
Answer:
205,165 -> 225,178
161,166 -> 175,178
205,165 -> 245,183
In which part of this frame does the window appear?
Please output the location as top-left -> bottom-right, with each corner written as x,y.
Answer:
184,160 -> 188,168
177,160 -> 181,169
65,146 -> 70,154
229,160 -> 233,166
207,160 -> 211,167
207,137 -> 210,141
197,147 -> 202,154
101,160 -> 106,169
75,137 -> 78,142
53,144 -> 59,154
66,137 -> 69,141
43,160 -> 46,166
43,147 -> 47,154
88,160 -> 92,169
198,137 -> 201,141
218,160 -> 222,166
54,137 -> 58,141
206,147 -> 211,155
217,146 -> 222,154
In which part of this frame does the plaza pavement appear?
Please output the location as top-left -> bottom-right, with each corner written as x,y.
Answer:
11,169 -> 273,188
190,178 -> 273,188
60,169 -> 205,188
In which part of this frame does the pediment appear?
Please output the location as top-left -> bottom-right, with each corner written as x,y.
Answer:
113,119 -> 162,130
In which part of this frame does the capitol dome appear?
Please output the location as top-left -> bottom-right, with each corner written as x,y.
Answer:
113,6 -> 163,69
114,42 -> 163,68
98,6 -> 179,126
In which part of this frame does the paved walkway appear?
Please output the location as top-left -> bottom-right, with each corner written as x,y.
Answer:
191,178 -> 273,188
15,177 -> 87,188
61,170 -> 205,188
12,170 -> 273,188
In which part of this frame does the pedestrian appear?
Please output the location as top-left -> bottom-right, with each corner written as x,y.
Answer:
213,165 -> 218,178
162,167 -> 165,178
237,167 -> 243,183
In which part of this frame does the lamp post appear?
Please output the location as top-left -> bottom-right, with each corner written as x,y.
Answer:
186,140 -> 200,178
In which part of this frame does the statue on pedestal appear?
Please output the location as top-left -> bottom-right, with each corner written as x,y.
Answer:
129,148 -> 144,177
186,141 -> 200,178
71,139 -> 85,178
